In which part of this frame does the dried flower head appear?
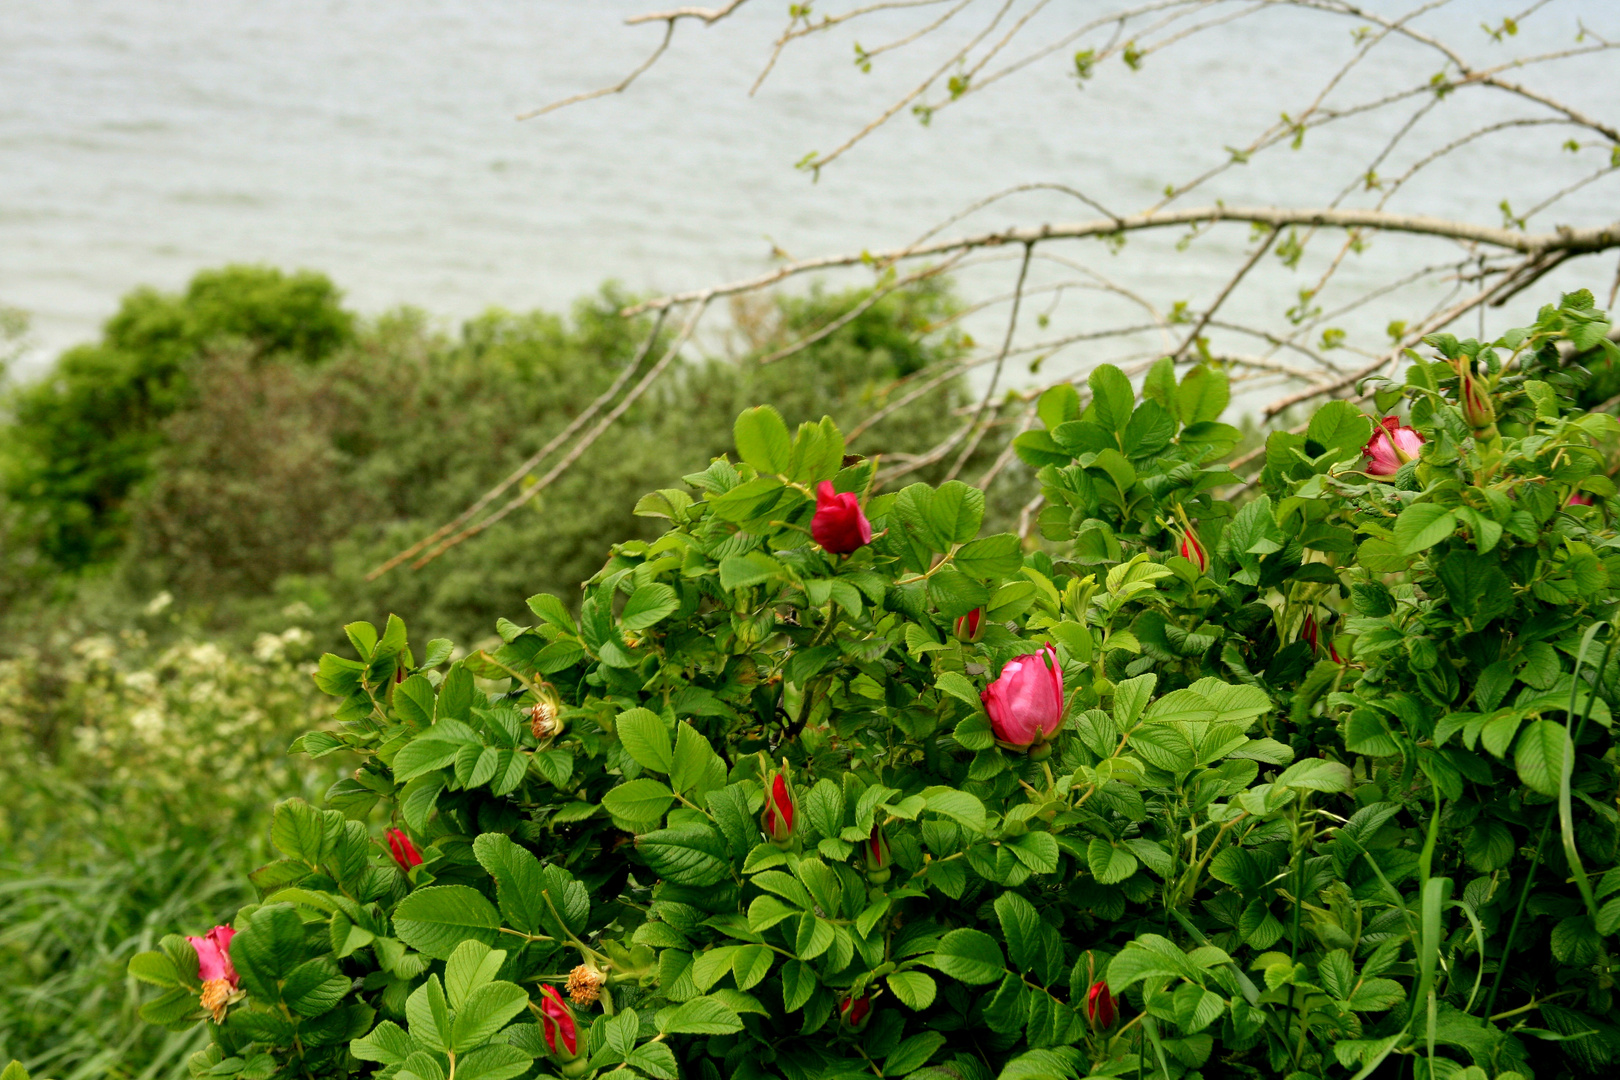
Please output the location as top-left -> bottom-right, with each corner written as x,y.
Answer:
201,978 -> 233,1023
567,963 -> 605,1005
530,700 -> 561,741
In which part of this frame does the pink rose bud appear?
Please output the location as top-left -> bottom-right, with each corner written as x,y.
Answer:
1364,417 -> 1424,477
1459,364 -> 1496,433
1569,492 -> 1596,507
811,481 -> 872,555
839,992 -> 873,1031
981,643 -> 1064,751
1086,980 -> 1117,1030
538,985 -> 580,1061
1179,531 -> 1208,574
761,770 -> 796,847
954,608 -> 984,643
387,828 -> 423,872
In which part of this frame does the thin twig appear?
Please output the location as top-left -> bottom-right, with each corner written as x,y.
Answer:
945,241 -> 1034,481
366,308 -> 672,580
518,20 -> 677,120
1173,226 -> 1278,359
410,297 -> 711,568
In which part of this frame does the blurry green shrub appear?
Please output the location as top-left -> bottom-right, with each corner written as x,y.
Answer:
0,266 -> 354,571
0,614 -> 336,1080
119,278 -> 982,645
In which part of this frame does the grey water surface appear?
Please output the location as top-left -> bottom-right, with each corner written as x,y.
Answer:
3,1 -> 1617,380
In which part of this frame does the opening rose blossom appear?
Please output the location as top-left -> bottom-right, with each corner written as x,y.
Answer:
954,607 -> 984,643
981,643 -> 1064,750
839,992 -> 873,1031
1086,980 -> 1117,1030
1179,531 -> 1208,574
186,925 -> 238,1023
387,828 -> 423,872
1364,417 -> 1424,477
811,481 -> 872,554
761,769 -> 796,846
865,823 -> 892,884
538,984 -> 580,1061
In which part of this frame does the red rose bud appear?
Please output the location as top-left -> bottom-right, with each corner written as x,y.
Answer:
865,823 -> 892,884
839,992 -> 873,1032
954,607 -> 984,643
387,828 -> 423,872
1086,980 -> 1117,1030
981,644 -> 1064,751
1458,362 -> 1497,434
811,481 -> 872,555
1179,531 -> 1208,574
537,985 -> 581,1061
186,925 -> 238,1023
761,770 -> 797,847
1301,611 -> 1319,654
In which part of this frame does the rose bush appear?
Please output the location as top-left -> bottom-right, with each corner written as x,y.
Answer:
128,290 -> 1620,1080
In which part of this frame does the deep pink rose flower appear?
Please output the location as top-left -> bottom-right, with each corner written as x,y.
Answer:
1364,417 -> 1424,477
187,925 -> 238,988
811,481 -> 872,555
981,644 -> 1064,749
1569,492 -> 1595,507
387,828 -> 423,872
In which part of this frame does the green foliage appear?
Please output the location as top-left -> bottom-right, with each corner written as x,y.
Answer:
112,276 -> 979,645
1,266 -> 354,570
123,289 -> 1620,1080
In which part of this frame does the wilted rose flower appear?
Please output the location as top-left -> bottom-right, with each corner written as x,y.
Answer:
1086,980 -> 1117,1030
187,925 -> 238,1023
1364,417 -> 1424,477
566,963 -> 605,1006
811,481 -> 872,555
1179,531 -> 1208,574
387,828 -> 423,872
538,984 -> 580,1061
530,699 -> 563,741
839,992 -> 873,1031
761,769 -> 796,846
954,607 -> 984,643
981,644 -> 1064,750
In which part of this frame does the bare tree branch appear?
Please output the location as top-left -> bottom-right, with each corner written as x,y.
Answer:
624,208 -> 1620,314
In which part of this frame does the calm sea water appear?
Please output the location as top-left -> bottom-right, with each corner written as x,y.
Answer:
3,1 -> 1617,379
